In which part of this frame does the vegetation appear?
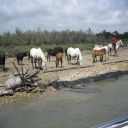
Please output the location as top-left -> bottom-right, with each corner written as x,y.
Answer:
0,28 -> 127,57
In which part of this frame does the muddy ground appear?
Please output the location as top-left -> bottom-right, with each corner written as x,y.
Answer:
0,48 -> 128,103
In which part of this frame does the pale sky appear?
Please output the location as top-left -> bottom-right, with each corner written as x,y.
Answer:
0,0 -> 128,34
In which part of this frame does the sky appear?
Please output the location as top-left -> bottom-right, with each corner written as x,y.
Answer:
0,0 -> 128,34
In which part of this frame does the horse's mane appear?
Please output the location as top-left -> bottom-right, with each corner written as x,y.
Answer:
37,48 -> 46,61
38,48 -> 43,53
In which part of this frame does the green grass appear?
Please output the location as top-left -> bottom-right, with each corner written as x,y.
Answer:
0,43 -> 94,57
0,41 -> 127,57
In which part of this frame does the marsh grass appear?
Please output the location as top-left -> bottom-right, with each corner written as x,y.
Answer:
0,43 -> 94,57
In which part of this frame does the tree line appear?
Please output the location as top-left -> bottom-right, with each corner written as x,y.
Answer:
0,28 -> 128,47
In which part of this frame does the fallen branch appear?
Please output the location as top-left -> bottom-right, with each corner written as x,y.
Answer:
0,89 -> 14,96
102,59 -> 128,65
44,64 -> 95,73
0,73 -> 10,77
13,62 -> 26,87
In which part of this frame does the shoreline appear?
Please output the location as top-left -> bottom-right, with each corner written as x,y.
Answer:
58,59 -> 128,87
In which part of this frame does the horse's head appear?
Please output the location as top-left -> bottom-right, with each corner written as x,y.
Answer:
120,40 -> 123,46
117,40 -> 123,46
41,60 -> 47,70
23,52 -> 27,57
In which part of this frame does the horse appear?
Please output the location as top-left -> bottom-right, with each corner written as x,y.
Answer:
92,47 -> 106,63
30,48 -> 47,70
67,47 -> 82,65
93,45 -> 109,61
55,52 -> 63,68
47,47 -> 63,62
108,40 -> 123,56
16,52 -> 27,65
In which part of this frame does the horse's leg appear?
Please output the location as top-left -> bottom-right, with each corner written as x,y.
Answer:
101,55 -> 103,62
56,62 -> 57,67
65,53 -> 67,59
100,55 -> 103,62
93,56 -> 97,63
110,48 -> 111,56
67,55 -> 69,64
17,59 -> 19,65
69,56 -> 71,64
107,52 -> 109,60
21,59 -> 23,65
95,55 -> 97,62
102,55 -> 104,62
34,59 -> 37,68
67,55 -> 70,64
92,54 -> 95,63
115,50 -> 117,56
61,58 -> 63,67
39,59 -> 42,68
56,59 -> 59,67
47,54 -> 50,62
93,57 -> 95,63
47,54 -> 49,62
31,57 -> 34,68
105,54 -> 106,62
49,55 -> 50,62
100,56 -> 102,62
77,55 -> 79,64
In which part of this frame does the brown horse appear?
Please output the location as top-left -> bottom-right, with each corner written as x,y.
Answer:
56,52 -> 63,67
92,48 -> 106,63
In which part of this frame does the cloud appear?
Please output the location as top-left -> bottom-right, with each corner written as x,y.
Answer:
0,0 -> 127,34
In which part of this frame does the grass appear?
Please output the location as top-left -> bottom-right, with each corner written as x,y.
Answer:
0,41 -> 127,57
0,43 -> 94,57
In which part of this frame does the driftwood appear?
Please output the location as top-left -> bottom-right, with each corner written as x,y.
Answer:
0,73 -> 10,77
102,59 -> 128,65
5,76 -> 22,90
44,64 -> 95,73
5,68 -> 39,89
0,63 -> 40,96
0,89 -> 14,96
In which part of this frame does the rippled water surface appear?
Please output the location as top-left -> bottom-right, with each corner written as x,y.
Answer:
0,75 -> 128,128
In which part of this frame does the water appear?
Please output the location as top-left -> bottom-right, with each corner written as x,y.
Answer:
0,75 -> 128,128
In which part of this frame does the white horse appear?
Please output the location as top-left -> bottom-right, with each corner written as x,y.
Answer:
67,47 -> 82,65
108,40 -> 123,56
30,48 -> 47,70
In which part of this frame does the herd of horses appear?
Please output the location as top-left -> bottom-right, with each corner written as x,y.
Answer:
0,40 -> 123,70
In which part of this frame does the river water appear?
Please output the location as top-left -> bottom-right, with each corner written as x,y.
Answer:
0,75 -> 128,128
